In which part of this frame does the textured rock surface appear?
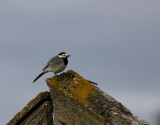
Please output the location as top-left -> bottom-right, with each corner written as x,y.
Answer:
7,70 -> 150,125
46,70 -> 150,125
6,92 -> 53,125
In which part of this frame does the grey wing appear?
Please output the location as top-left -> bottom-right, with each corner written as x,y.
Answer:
43,56 -> 63,70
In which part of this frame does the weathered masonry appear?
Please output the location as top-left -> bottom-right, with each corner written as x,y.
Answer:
7,70 -> 150,125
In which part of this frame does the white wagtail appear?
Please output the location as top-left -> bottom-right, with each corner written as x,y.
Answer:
33,52 -> 70,83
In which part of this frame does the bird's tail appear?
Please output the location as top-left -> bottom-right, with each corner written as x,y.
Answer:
33,72 -> 45,83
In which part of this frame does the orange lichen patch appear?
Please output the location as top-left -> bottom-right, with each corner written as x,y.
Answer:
27,93 -> 40,105
27,92 -> 50,106
7,92 -> 51,125
27,97 -> 37,106
46,70 -> 97,106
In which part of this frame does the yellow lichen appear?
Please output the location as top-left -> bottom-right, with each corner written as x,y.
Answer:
27,98 -> 37,106
46,71 -> 97,106
27,92 -> 50,106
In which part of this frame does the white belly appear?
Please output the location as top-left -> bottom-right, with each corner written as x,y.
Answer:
45,63 -> 66,73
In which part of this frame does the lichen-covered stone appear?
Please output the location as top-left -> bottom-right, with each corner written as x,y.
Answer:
46,70 -> 150,125
7,70 -> 150,125
46,70 -> 97,106
6,92 -> 53,125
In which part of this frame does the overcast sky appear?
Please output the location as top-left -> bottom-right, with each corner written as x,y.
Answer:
0,0 -> 160,125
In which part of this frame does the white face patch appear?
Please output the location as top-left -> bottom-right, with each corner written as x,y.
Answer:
58,54 -> 67,58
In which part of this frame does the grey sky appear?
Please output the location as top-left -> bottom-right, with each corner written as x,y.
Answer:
0,0 -> 160,125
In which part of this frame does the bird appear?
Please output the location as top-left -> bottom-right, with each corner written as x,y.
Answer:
33,52 -> 70,83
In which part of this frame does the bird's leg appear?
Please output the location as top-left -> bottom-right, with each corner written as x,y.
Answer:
54,73 -> 60,81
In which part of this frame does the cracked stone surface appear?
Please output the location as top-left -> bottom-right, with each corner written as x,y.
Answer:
46,70 -> 150,125
6,70 -> 150,125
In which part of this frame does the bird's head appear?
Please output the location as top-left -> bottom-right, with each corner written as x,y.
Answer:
58,52 -> 71,58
